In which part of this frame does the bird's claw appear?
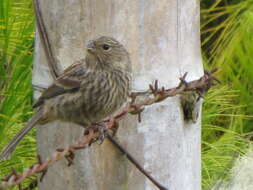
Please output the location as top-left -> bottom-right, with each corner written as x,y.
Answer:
92,122 -> 108,144
97,124 -> 108,144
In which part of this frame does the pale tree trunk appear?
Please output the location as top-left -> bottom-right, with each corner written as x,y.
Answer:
33,0 -> 203,190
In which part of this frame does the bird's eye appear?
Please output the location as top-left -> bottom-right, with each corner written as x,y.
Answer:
102,44 -> 110,50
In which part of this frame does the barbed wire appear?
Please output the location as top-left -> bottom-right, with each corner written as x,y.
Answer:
0,0 -> 220,190
0,69 -> 219,190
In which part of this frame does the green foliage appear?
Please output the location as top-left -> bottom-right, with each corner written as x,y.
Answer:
201,0 -> 253,189
0,0 -> 36,188
202,85 -> 249,189
0,0 -> 252,190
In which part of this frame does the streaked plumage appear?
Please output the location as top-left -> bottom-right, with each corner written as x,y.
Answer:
0,36 -> 131,161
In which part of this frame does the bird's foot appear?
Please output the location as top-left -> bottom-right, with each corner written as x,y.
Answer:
106,117 -> 119,136
92,122 -> 108,144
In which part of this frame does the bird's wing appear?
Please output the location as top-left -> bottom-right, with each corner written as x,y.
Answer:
33,61 -> 86,108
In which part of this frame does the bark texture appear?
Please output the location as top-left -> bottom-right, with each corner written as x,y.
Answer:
33,0 -> 203,190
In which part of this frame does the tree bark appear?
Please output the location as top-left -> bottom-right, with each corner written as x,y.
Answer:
33,0 -> 203,190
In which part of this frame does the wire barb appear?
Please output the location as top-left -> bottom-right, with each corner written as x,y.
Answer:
0,2 -> 219,189
0,70 -> 217,190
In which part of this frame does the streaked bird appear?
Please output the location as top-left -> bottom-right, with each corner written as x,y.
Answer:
0,36 -> 132,161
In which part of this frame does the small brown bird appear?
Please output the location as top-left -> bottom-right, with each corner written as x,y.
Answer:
0,36 -> 132,161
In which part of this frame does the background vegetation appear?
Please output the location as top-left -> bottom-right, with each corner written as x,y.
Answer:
0,0 -> 252,189
0,0 -> 36,188
201,0 -> 253,189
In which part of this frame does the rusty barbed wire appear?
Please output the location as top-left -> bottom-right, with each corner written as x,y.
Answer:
0,69 -> 218,190
0,1 -> 220,190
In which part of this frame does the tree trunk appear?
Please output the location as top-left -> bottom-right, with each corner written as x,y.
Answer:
33,0 -> 203,190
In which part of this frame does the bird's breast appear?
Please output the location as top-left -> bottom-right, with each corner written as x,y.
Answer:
79,70 -> 130,124
45,70 -> 131,126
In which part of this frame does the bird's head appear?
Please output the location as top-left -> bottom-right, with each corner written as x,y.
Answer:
85,36 -> 131,72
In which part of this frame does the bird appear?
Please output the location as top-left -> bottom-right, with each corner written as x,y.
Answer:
0,36 -> 132,161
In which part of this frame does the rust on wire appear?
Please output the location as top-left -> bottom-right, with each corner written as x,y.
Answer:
0,69 -> 218,190
0,2 -> 220,190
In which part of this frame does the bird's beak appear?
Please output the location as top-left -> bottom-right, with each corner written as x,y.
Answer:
86,40 -> 96,53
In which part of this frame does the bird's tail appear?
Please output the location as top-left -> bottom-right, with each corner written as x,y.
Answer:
0,108 -> 43,161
